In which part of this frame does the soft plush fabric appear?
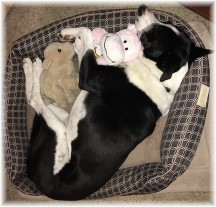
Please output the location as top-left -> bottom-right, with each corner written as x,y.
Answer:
4,9 -> 210,198
91,25 -> 141,65
40,42 -> 79,110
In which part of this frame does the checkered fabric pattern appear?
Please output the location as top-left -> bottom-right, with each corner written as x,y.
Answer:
4,9 -> 210,198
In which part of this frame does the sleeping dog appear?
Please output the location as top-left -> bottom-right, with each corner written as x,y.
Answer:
24,5 -> 212,200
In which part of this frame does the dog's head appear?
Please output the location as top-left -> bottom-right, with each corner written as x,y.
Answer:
136,5 -> 213,82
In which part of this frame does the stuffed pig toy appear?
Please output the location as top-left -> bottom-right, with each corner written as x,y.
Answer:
92,24 -> 142,65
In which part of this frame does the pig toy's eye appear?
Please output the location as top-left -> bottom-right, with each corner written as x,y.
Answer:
125,47 -> 128,51
58,49 -> 62,53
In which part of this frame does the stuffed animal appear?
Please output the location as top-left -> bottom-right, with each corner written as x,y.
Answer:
91,24 -> 142,65
40,42 -> 80,110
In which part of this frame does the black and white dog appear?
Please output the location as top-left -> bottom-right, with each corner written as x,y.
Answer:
24,5 -> 212,200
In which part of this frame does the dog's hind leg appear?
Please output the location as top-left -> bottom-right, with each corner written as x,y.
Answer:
23,58 -> 71,175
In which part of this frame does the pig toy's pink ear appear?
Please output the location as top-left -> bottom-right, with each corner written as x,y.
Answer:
92,28 -> 108,44
127,24 -> 139,34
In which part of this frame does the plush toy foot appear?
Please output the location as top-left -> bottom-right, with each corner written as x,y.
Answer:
23,58 -> 33,103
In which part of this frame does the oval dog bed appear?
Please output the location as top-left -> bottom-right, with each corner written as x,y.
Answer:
4,9 -> 210,198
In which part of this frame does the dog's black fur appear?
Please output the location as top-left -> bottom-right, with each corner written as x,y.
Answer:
26,5 -> 212,200
27,50 -> 161,200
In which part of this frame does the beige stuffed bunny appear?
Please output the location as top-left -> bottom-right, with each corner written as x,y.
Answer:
40,42 -> 79,110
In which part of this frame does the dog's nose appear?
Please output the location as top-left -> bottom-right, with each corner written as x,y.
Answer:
138,5 -> 149,16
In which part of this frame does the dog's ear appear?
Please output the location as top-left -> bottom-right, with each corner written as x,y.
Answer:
157,51 -> 179,82
189,43 -> 214,66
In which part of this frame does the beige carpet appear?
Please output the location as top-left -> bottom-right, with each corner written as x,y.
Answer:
4,2 -> 213,204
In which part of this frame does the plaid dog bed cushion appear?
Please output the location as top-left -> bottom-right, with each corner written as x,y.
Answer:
4,9 -> 210,198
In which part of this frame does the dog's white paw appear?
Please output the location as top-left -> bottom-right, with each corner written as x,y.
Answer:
53,138 -> 70,175
23,58 -> 33,103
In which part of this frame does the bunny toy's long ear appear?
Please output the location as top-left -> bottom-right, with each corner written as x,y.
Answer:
42,58 -> 53,70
